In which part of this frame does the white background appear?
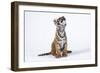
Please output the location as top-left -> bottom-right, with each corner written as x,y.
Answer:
24,8 -> 91,62
0,0 -> 99,73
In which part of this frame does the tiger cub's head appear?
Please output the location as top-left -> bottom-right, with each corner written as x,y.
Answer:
54,16 -> 66,32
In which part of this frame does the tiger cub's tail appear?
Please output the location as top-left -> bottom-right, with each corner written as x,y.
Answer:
67,50 -> 72,53
38,50 -> 72,56
38,52 -> 51,56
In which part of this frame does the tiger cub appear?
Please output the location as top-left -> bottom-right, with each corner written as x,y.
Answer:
38,16 -> 72,58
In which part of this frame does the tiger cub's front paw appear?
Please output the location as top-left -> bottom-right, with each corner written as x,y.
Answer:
62,52 -> 68,57
55,54 -> 62,58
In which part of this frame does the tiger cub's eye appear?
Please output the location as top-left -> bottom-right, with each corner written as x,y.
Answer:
61,20 -> 63,23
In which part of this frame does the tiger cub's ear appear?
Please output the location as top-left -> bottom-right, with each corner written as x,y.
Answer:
54,19 -> 57,25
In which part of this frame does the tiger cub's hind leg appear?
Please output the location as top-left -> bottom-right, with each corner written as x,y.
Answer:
54,43 -> 62,58
51,42 -> 62,58
55,49 -> 62,58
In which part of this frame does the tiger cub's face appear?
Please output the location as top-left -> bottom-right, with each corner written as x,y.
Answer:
54,16 -> 66,32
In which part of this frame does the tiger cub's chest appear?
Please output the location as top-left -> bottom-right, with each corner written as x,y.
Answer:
59,39 -> 66,49
56,32 -> 67,49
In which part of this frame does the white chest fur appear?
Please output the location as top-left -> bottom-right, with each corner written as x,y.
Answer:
56,31 -> 66,48
60,39 -> 66,48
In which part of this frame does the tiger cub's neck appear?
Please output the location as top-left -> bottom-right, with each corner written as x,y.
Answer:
57,30 -> 66,38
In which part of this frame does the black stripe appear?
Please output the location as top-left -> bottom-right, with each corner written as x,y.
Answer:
58,31 -> 66,38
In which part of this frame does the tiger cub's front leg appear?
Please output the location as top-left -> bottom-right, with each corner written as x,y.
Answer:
62,43 -> 68,57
